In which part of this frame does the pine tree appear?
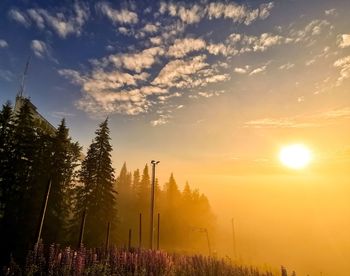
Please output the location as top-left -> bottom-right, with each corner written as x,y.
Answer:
116,162 -> 133,239
73,118 -> 117,247
42,119 -> 81,245
0,99 -> 40,264
0,102 -> 14,218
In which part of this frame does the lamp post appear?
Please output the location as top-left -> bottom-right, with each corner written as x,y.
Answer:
150,160 -> 160,249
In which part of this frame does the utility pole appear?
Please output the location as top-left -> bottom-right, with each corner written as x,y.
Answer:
78,208 -> 87,248
150,160 -> 160,250
105,222 -> 110,252
36,179 -> 51,246
231,218 -> 237,260
139,213 -> 142,249
204,228 -> 211,256
157,213 -> 160,250
128,229 -> 132,250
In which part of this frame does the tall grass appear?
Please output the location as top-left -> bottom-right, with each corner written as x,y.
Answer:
3,242 -> 278,276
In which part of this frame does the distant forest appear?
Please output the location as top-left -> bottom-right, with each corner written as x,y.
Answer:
0,98 -> 215,265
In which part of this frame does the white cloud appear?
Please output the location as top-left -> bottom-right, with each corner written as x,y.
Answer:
108,46 -> 165,73
142,23 -> 158,33
8,9 -> 30,27
259,2 -> 274,20
289,20 -> 332,44
14,3 -> 89,38
168,38 -> 206,58
27,9 -> 45,29
0,40 -> 8,48
150,36 -> 162,45
177,5 -> 203,24
337,34 -> 350,48
334,55 -> 350,85
159,3 -> 203,24
249,65 -> 267,76
226,32 -> 289,54
0,69 -> 14,81
207,43 -> 234,56
151,114 -> 171,126
234,67 -> 248,74
152,55 -> 208,87
59,66 -> 166,116
37,3 -> 89,38
159,2 -> 273,26
30,40 -> 49,58
207,2 -> 273,25
279,63 -> 295,70
322,108 -> 350,119
97,2 -> 138,24
244,118 -> 318,129
325,9 -> 337,16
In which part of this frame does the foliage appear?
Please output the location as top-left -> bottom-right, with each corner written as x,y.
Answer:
0,99 -> 81,265
71,118 -> 117,247
116,166 -> 216,253
4,242 -> 278,276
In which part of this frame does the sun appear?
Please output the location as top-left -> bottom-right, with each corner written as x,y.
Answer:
279,144 -> 312,170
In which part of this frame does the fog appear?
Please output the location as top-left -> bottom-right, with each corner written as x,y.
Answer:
189,173 -> 350,276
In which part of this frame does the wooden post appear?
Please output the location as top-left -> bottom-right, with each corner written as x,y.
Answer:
78,209 -> 87,248
36,179 -> 52,245
231,218 -> 237,260
150,162 -> 156,249
105,222 -> 110,252
204,228 -> 211,256
128,229 -> 132,250
139,213 -> 142,249
157,213 -> 160,250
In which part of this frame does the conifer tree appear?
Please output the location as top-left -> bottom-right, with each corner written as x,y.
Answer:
0,102 -> 14,218
116,162 -> 133,237
73,118 -> 117,247
42,119 -> 81,244
0,99 -> 40,264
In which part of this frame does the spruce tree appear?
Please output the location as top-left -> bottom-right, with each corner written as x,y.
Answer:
42,119 -> 81,244
73,118 -> 117,247
0,99 -> 40,264
0,102 -> 14,219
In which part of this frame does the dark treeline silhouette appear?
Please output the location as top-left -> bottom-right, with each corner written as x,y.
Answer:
0,98 -> 215,266
116,163 -> 215,253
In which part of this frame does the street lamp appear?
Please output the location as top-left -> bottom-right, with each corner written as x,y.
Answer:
191,227 -> 212,256
150,160 -> 160,249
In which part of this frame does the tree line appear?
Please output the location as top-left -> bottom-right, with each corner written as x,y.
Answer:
0,98 -> 215,265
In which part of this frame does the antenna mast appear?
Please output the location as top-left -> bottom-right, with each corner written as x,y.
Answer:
17,56 -> 31,98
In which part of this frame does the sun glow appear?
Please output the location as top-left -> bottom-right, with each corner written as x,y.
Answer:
279,144 -> 312,170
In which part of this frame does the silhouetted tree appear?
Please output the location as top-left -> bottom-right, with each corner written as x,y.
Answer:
72,118 -> 117,247
42,119 -> 81,244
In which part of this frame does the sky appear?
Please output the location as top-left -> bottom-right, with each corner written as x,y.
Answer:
1,0 -> 350,275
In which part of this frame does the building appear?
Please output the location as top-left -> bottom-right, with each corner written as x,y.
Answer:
14,95 -> 56,135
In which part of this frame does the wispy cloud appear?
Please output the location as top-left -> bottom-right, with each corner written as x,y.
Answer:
8,9 -> 30,27
245,107 -> 350,129
96,2 -> 138,25
0,39 -> 8,48
0,69 -> 15,82
325,8 -> 337,16
249,65 -> 267,76
334,55 -> 350,85
167,38 -> 206,58
30,40 -> 49,58
10,3 -> 89,38
337,34 -> 350,48
151,113 -> 171,126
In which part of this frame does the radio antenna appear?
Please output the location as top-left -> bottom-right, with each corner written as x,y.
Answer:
17,55 -> 31,98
